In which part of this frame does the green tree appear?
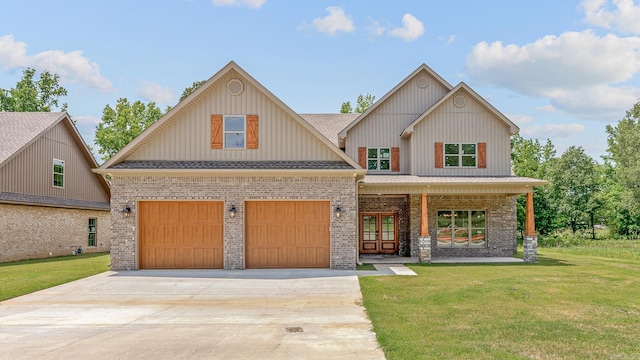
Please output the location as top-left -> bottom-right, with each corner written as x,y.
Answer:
0,68 -> 68,112
604,102 -> 640,236
180,80 -> 206,101
510,134 -> 557,236
547,146 -> 601,234
340,93 -> 375,113
94,98 -> 163,160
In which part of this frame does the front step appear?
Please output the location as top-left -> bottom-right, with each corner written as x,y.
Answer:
359,255 -> 419,264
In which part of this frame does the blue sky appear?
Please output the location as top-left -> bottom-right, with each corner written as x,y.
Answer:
2,0 -> 640,162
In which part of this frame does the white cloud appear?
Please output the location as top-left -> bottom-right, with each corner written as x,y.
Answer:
311,6 -> 355,35
367,18 -> 386,38
0,35 -> 114,92
508,114 -> 534,125
581,0 -> 640,34
139,81 -> 176,105
521,123 -> 585,139
466,30 -> 640,119
388,13 -> 424,42
73,115 -> 102,126
211,0 -> 265,9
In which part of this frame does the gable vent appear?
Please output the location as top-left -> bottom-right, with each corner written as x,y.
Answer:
417,76 -> 430,88
227,79 -> 244,96
453,95 -> 466,108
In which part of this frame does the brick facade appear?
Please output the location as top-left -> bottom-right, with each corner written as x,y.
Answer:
408,194 -> 517,258
0,203 -> 110,263
109,175 -> 358,271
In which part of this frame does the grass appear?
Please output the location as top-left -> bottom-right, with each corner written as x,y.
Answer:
357,263 -> 377,271
0,252 -> 110,301
359,241 -> 640,359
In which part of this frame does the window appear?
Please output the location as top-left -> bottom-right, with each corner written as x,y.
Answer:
367,147 -> 391,171
88,218 -> 97,247
437,210 -> 486,247
224,115 -> 245,149
53,159 -> 64,188
444,143 -> 476,167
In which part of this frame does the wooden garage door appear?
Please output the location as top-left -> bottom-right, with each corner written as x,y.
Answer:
246,201 -> 330,268
139,201 -> 224,269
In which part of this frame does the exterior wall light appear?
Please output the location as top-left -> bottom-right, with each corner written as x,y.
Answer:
334,206 -> 343,219
229,205 -> 237,218
121,205 -> 132,218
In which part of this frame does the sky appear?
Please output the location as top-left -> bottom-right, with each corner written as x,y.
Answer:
2,0 -> 640,162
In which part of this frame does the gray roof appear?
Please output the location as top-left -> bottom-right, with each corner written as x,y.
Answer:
0,112 -> 65,165
0,191 -> 110,211
300,114 -> 359,146
110,160 -> 355,170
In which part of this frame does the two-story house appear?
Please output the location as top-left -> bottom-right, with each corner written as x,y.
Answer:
96,61 -> 545,271
0,112 -> 111,262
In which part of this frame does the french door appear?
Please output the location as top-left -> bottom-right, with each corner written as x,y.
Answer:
360,212 -> 398,254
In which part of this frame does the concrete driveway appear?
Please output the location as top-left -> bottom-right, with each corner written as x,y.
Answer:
0,269 -> 385,360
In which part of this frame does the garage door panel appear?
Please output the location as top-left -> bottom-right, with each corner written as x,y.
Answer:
139,201 -> 223,269
246,201 -> 330,268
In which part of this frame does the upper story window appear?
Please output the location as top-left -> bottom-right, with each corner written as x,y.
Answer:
224,115 -> 245,149
53,159 -> 64,188
445,143 -> 476,167
367,147 -> 391,171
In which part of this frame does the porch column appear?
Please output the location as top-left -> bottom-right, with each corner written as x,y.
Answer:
418,193 -> 431,263
523,192 -> 538,263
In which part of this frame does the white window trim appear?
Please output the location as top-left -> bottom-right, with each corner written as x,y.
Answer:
53,158 -> 64,189
436,209 -> 487,248
444,143 -> 477,168
223,115 -> 246,149
366,147 -> 392,172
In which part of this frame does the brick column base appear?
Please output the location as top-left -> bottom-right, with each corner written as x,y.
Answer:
418,236 -> 431,263
523,236 -> 538,263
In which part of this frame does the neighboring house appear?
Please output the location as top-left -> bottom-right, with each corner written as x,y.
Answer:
0,112 -> 111,263
96,61 -> 546,271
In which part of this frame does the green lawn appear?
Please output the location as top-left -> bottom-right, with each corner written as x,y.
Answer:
0,252 -> 110,301
359,242 -> 640,359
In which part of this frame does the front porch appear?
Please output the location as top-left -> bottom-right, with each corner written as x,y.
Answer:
358,254 -> 524,264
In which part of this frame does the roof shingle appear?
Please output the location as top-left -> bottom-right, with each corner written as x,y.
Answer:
0,112 -> 65,164
110,160 -> 355,170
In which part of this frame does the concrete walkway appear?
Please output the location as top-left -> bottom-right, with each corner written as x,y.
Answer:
0,270 -> 385,360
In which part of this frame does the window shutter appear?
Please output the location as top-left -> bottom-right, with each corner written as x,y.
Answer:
478,142 -> 486,168
211,114 -> 223,149
391,147 -> 400,172
246,115 -> 259,149
434,142 -> 443,168
358,147 -> 367,169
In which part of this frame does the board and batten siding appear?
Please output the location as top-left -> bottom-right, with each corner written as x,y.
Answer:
411,89 -> 513,176
345,70 -> 449,174
0,121 -> 109,203
129,70 -> 343,162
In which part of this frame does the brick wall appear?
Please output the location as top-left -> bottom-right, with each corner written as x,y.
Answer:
109,175 -> 357,270
0,203 -> 111,263
409,195 -> 517,257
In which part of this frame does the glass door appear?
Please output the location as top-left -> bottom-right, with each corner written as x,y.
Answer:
360,213 -> 398,254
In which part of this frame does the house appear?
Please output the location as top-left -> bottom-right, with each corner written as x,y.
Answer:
0,112 -> 111,262
95,61 -> 546,271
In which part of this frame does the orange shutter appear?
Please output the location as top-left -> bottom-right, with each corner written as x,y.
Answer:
434,142 -> 443,168
246,115 -> 259,149
358,147 -> 367,169
391,147 -> 400,172
211,115 -> 223,149
478,142 -> 486,168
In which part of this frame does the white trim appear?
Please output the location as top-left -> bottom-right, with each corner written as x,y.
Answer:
444,143 -> 477,168
223,115 -> 246,149
366,147 -> 392,172
53,158 -> 65,189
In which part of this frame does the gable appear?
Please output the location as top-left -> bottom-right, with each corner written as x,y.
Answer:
100,62 -> 362,174
0,119 -> 110,205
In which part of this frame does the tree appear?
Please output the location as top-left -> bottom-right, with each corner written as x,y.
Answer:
0,68 -> 68,112
94,98 -> 163,160
604,102 -> 640,236
340,93 -> 375,113
510,134 -> 557,236
547,146 -> 601,234
180,80 -> 206,101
